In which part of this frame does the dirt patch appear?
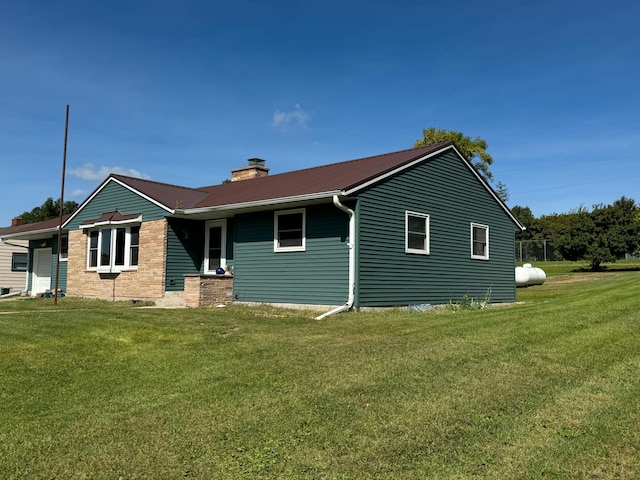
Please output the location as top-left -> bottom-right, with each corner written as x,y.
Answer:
546,272 -> 615,284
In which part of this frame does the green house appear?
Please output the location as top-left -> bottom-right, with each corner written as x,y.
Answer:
1,142 -> 524,316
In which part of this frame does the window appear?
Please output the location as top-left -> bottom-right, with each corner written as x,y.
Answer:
11,253 -> 28,272
54,235 -> 69,260
406,211 -> 430,255
274,209 -> 305,252
204,220 -> 226,273
129,226 -> 139,266
471,223 -> 489,260
87,226 -> 140,271
89,231 -> 99,268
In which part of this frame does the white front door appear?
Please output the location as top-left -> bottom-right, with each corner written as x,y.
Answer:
204,220 -> 227,274
32,248 -> 52,296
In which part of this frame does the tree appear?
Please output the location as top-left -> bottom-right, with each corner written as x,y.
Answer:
415,127 -> 495,182
511,205 -> 535,241
553,207 -> 594,264
495,181 -> 509,203
19,197 -> 79,224
586,197 -> 640,269
551,197 -> 640,270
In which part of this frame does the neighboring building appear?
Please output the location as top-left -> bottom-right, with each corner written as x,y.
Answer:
0,217 -> 29,294
0,216 -> 69,297
0,143 -> 525,314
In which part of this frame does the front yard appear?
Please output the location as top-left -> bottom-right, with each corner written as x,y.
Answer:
1,263 -> 639,478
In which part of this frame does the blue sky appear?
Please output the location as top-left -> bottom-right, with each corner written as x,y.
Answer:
1,0 -> 638,225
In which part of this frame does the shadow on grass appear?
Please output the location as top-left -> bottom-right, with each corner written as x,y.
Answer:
571,266 -> 640,273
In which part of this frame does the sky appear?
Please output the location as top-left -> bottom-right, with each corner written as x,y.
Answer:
1,0 -> 639,225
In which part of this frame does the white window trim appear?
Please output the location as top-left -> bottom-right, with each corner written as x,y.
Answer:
87,225 -> 140,272
11,252 -> 28,272
59,235 -> 68,262
274,208 -> 306,252
204,219 -> 227,274
470,223 -> 489,260
405,211 -> 430,255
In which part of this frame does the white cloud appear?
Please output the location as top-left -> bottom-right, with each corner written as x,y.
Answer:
70,189 -> 88,199
68,163 -> 151,181
272,103 -> 310,131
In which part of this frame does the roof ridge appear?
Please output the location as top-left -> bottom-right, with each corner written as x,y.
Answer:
196,143 -> 452,190
110,174 -> 209,193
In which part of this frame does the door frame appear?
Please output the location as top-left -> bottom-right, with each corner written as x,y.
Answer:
32,248 -> 52,296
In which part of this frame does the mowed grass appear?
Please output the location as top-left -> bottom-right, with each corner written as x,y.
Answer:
1,264 -> 639,479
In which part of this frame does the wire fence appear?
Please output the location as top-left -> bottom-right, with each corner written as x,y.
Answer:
516,241 -> 640,263
515,240 -> 560,262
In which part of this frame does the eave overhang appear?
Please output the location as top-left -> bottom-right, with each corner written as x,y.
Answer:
0,226 -> 63,242
176,190 -> 344,219
79,213 -> 143,230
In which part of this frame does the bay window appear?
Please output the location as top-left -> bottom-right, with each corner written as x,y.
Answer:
87,225 -> 140,271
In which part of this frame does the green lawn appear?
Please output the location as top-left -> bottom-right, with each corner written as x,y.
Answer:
1,264 -> 639,479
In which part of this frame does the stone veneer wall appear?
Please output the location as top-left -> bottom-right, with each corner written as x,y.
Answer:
184,274 -> 233,307
66,219 -> 167,300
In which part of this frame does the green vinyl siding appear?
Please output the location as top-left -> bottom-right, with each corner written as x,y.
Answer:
233,204 -> 349,305
165,218 -> 205,291
356,150 -> 517,307
164,218 -> 235,291
65,180 -> 168,231
52,235 -> 68,293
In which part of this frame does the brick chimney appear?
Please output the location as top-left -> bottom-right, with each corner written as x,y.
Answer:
11,217 -> 23,226
231,158 -> 269,182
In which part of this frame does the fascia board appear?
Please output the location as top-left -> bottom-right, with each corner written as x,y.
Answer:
79,214 -> 143,230
0,226 -> 60,241
63,177 -> 174,229
344,144 -> 526,231
342,145 -> 454,196
182,191 -> 341,215
108,178 -> 175,214
447,145 -> 526,231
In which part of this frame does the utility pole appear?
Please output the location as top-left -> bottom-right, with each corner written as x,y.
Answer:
54,105 -> 69,305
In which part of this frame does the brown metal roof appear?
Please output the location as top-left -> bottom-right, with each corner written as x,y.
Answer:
190,143 -> 453,209
80,211 -> 142,226
0,214 -> 71,238
96,144 -> 454,213
108,175 -> 210,210
4,143 -> 524,236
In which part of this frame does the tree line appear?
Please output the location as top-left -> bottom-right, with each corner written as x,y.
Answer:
512,197 -> 640,269
17,197 -> 79,224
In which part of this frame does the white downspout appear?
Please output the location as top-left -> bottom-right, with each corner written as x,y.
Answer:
315,195 -> 356,320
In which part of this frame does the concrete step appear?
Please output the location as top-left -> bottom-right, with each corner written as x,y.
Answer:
155,291 -> 187,308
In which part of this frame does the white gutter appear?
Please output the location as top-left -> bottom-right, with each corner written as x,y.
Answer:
0,226 -> 60,241
0,240 -> 28,249
316,195 -> 356,320
182,190 -> 343,216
